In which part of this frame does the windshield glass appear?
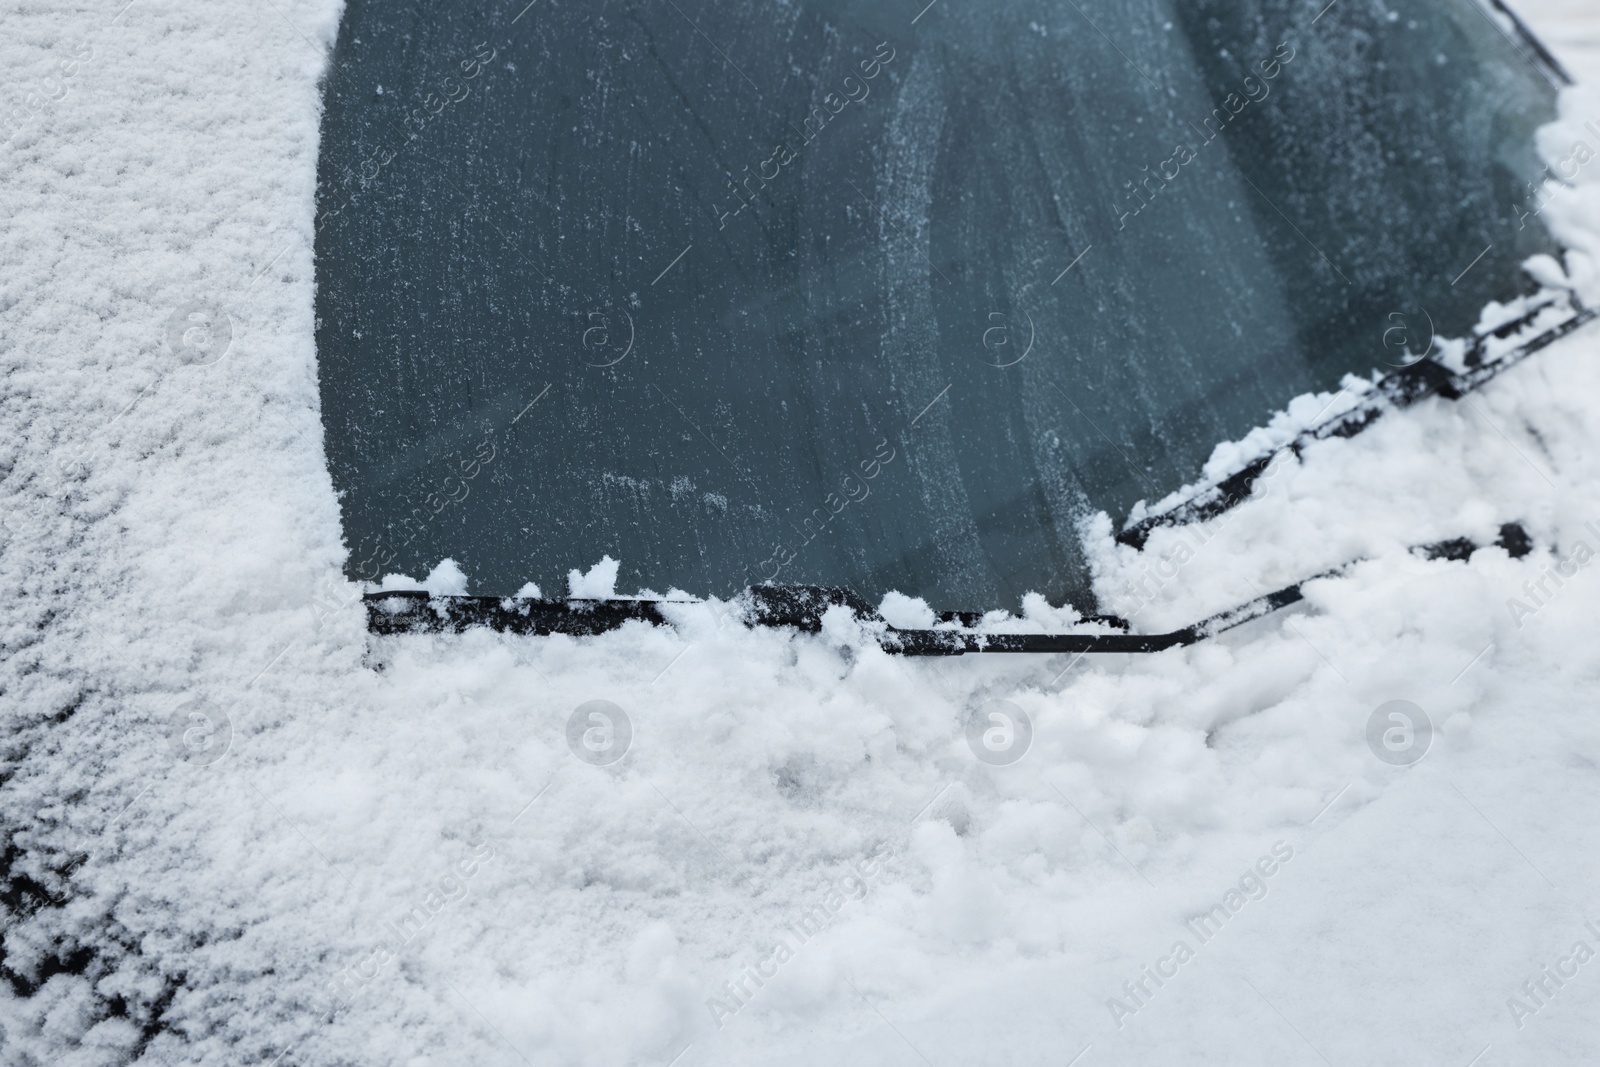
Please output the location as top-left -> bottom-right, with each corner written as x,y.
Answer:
316,0 -> 1560,611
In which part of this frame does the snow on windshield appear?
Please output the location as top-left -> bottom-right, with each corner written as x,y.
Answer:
4,2 -> 1600,1066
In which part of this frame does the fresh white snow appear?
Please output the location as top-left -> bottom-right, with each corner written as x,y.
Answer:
3,2 -> 1600,1066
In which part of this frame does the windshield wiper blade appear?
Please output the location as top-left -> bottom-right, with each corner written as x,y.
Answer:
1120,299 -> 1595,550
365,525 -> 1532,654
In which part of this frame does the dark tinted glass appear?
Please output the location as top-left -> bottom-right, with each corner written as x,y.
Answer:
316,0 -> 1559,610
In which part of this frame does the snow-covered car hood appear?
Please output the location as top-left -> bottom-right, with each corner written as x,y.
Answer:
5,2 -> 1600,1065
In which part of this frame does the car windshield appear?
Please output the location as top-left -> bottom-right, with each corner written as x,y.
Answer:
316,0 -> 1562,612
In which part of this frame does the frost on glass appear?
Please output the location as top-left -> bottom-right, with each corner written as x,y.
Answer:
315,0 -> 1560,611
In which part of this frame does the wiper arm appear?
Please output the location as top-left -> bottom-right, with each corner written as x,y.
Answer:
365,524 -> 1531,655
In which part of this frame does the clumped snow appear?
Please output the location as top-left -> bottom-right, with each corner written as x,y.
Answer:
876,592 -> 936,631
420,560 -> 468,597
4,3 -> 1600,1067
568,557 -> 622,601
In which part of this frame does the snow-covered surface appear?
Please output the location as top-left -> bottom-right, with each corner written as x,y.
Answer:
5,3 -> 1600,1067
